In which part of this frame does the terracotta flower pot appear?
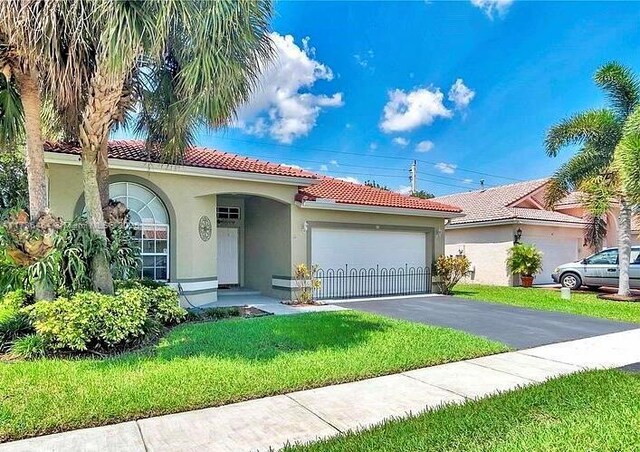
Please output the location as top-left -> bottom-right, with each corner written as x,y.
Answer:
521,275 -> 534,288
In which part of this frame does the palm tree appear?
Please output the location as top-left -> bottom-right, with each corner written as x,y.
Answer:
545,62 -> 639,297
2,0 -> 273,294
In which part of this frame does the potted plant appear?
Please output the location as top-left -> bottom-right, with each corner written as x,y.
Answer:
506,243 -> 543,288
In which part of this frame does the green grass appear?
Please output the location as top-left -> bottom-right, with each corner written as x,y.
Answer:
0,311 -> 507,442
454,284 -> 640,323
287,369 -> 640,452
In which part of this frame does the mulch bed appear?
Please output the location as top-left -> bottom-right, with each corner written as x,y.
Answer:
597,293 -> 640,302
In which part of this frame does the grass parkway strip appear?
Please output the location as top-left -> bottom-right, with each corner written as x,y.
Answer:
454,284 -> 640,323
285,369 -> 640,452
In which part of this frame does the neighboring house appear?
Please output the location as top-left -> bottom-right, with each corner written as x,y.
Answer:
43,141 -> 462,305
433,179 -> 640,286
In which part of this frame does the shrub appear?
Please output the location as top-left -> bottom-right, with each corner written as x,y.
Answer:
115,280 -> 186,325
0,290 -> 31,352
10,334 -> 47,359
28,290 -> 147,351
506,243 -> 543,277
201,306 -> 242,320
435,254 -> 471,295
147,286 -> 186,324
293,263 -> 321,304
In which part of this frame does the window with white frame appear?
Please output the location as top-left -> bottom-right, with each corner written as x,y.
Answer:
109,182 -> 170,281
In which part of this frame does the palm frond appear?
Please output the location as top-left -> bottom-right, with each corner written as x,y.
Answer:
578,175 -> 616,217
544,145 -> 613,207
544,109 -> 620,157
614,126 -> 640,206
0,70 -> 24,147
595,62 -> 640,119
583,214 -> 608,252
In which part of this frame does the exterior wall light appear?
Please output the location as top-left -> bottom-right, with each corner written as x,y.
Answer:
513,227 -> 523,244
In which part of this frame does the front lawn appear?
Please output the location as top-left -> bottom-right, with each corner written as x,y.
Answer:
0,310 -> 507,442
454,284 -> 640,323
287,369 -> 640,451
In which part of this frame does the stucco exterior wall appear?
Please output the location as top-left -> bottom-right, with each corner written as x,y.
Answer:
47,159 -> 451,302
244,197 -> 292,298
445,225 -> 514,286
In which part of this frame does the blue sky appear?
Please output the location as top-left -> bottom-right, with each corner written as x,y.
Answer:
120,1 -> 640,196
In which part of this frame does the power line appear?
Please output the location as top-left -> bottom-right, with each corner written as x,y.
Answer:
209,135 -> 526,183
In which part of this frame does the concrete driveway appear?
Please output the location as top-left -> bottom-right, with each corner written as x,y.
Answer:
333,295 -> 638,349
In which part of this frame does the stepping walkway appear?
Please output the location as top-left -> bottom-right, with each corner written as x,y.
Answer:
3,328 -> 640,452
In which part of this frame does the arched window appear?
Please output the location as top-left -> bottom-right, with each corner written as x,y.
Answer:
110,182 -> 170,281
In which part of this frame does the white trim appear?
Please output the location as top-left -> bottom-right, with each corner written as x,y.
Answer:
297,200 -> 464,219
272,278 -> 297,289
175,279 -> 219,292
45,152 -> 320,187
446,218 -> 587,230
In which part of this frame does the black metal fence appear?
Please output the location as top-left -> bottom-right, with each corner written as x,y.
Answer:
315,264 -> 432,300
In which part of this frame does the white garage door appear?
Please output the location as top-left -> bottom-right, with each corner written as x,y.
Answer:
530,237 -> 580,284
311,228 -> 429,298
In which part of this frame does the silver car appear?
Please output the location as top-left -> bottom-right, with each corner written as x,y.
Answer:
552,246 -> 640,290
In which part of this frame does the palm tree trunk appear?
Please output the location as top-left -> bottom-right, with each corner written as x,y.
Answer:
97,137 -> 110,209
15,70 -> 47,220
15,68 -> 55,301
78,65 -> 125,295
618,197 -> 632,297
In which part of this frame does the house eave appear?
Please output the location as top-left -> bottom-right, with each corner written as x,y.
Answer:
297,199 -> 465,219
44,151 -> 321,187
446,218 -> 587,229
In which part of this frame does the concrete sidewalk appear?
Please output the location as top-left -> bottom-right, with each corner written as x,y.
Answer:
3,328 -> 640,452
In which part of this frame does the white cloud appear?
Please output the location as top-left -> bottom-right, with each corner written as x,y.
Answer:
435,162 -> 457,174
463,178 -> 474,184
393,137 -> 410,147
470,0 -> 513,19
415,140 -> 434,153
369,142 -> 378,151
337,176 -> 362,184
329,159 -> 339,166
234,33 -> 344,143
380,87 -> 452,133
448,79 -> 475,110
319,164 -> 329,171
397,185 -> 413,195
354,49 -> 374,68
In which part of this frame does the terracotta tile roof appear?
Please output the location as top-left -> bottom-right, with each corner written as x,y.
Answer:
296,177 -> 462,213
44,140 -> 318,179
45,140 -> 462,214
432,179 -> 587,225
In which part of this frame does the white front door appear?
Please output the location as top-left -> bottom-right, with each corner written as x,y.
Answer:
217,227 -> 239,285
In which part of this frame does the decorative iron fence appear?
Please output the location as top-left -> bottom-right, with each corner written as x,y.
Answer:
315,264 -> 432,300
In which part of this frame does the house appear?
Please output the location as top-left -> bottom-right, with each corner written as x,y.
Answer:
432,179 -> 640,286
43,140 -> 463,305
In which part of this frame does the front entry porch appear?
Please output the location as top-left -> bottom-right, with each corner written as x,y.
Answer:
215,194 -> 293,300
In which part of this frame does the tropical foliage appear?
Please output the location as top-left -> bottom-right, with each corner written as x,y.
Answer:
506,243 -> 543,277
3,283 -> 186,359
545,62 -> 640,296
293,263 -> 322,304
0,152 -> 28,214
0,0 -> 274,295
434,254 -> 471,295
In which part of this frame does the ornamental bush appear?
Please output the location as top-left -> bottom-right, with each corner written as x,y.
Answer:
27,289 -> 147,351
0,290 -> 32,352
435,254 -> 471,295
115,280 -> 186,325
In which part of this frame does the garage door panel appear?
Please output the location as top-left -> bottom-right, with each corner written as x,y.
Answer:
311,228 -> 430,299
311,229 -> 427,270
530,237 -> 580,284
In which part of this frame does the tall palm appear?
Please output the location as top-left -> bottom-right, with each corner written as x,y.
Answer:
1,0 -> 273,294
86,0 -> 273,293
545,62 -> 639,296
